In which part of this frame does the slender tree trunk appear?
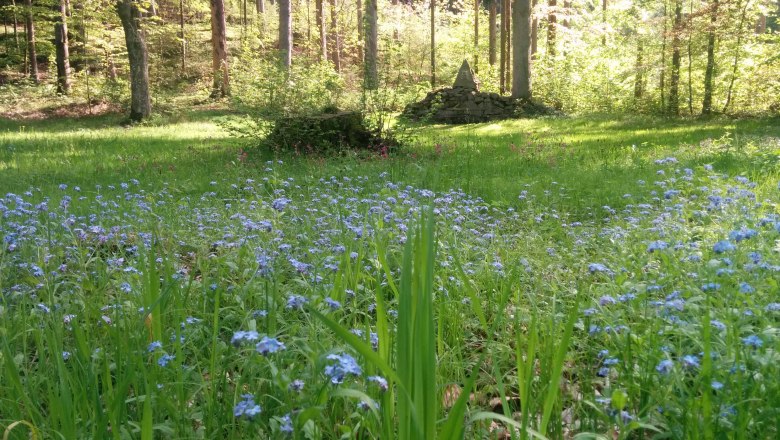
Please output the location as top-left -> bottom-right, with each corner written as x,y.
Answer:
530,0 -> 537,56
488,0 -> 496,65
601,0 -> 606,45
755,14 -> 766,33
634,38 -> 643,99
723,0 -> 750,113
686,0 -> 693,114
256,0 -> 265,13
357,0 -> 362,41
500,0 -> 507,92
702,0 -> 718,115
660,0 -> 667,111
668,0 -> 681,115
504,0 -> 511,88
117,0 -> 152,121
54,0 -> 71,94
316,0 -> 326,61
180,0 -> 186,72
279,0 -> 292,69
329,0 -> 340,71
431,0 -> 436,87
24,0 -> 38,83
547,0 -> 556,56
562,0 -> 570,27
365,0 -> 378,88
210,0 -> 229,97
474,0 -> 479,73
512,0 -> 531,98
11,0 -> 19,50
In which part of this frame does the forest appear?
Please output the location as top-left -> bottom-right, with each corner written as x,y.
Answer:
1,1 -> 779,440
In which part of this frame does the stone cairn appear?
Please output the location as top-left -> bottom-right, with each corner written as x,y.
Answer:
401,60 -> 554,124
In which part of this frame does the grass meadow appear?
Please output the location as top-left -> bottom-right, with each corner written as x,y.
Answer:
1,112 -> 779,439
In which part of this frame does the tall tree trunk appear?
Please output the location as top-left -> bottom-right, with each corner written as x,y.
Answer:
357,0 -> 362,62
562,0 -> 570,27
686,0 -> 693,114
364,0 -> 378,88
256,0 -> 265,13
316,0 -> 326,61
54,0 -> 71,94
511,0 -> 531,98
722,0 -> 749,113
279,0 -> 292,69
431,0 -> 436,87
210,0 -> 229,97
500,0 -> 507,92
660,0 -> 667,111
634,38 -> 643,99
546,0 -> 555,56
11,0 -> 19,50
702,0 -> 718,115
180,0 -> 186,72
530,0 -> 537,56
668,0 -> 681,115
329,0 -> 340,71
24,0 -> 37,83
601,0 -> 606,45
504,0 -> 511,89
117,0 -> 152,121
488,0 -> 496,65
474,0 -> 479,73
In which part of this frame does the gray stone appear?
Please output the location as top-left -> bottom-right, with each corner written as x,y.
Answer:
452,59 -> 479,91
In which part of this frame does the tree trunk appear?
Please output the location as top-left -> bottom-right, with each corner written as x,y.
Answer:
279,0 -> 292,69
722,0 -> 749,113
210,0 -> 230,97
24,0 -> 38,83
702,0 -> 717,115
357,0 -> 362,41
431,0 -> 436,87
668,0 -> 681,115
547,0 -> 555,56
686,0 -> 693,114
660,0 -> 667,111
316,0 -> 326,61
500,0 -> 507,92
504,0 -> 511,89
511,0 -> 531,99
180,0 -> 186,72
601,0 -> 606,45
329,0 -> 340,71
474,0 -> 479,73
365,0 -> 378,88
54,0 -> 71,94
530,0 -> 537,56
11,0 -> 19,50
634,38 -> 643,99
488,0 -> 496,65
256,0 -> 265,13
562,0 -> 570,27
117,0 -> 152,121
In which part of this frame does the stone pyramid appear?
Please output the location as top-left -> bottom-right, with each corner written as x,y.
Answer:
452,59 -> 479,91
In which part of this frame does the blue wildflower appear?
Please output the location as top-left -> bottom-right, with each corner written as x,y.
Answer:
712,381 -> 724,391
599,296 -> 617,306
231,330 -> 260,346
324,297 -> 341,310
324,353 -> 362,384
682,355 -> 700,370
157,354 -> 175,367
289,379 -> 305,392
234,394 -> 261,418
603,358 -> 620,367
656,359 -> 673,374
713,240 -> 735,253
147,341 -> 163,353
588,263 -> 614,276
256,336 -> 286,355
286,294 -> 308,309
742,335 -> 763,348
279,413 -> 293,433
367,375 -> 389,392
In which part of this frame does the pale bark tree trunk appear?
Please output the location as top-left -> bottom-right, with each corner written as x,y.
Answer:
488,0 -> 496,65
634,38 -> 643,99
530,0 -> 537,56
668,0 -> 681,115
24,0 -> 38,83
210,0 -> 229,97
279,0 -> 292,69
117,0 -> 151,121
256,0 -> 265,13
500,0 -> 507,92
430,0 -> 436,87
180,0 -> 186,72
316,0 -> 326,61
364,0 -> 378,88
504,0 -> 511,89
474,0 -> 479,73
11,0 -> 19,50
512,0 -> 531,99
722,0 -> 749,113
547,0 -> 555,56
329,0 -> 340,71
54,0 -> 71,94
660,0 -> 667,111
702,0 -> 717,115
562,0 -> 570,27
601,0 -> 606,45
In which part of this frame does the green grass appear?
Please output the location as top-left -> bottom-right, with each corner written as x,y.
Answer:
2,112 -> 778,214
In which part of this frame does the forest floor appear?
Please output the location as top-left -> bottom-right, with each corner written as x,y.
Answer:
2,111 -> 780,439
